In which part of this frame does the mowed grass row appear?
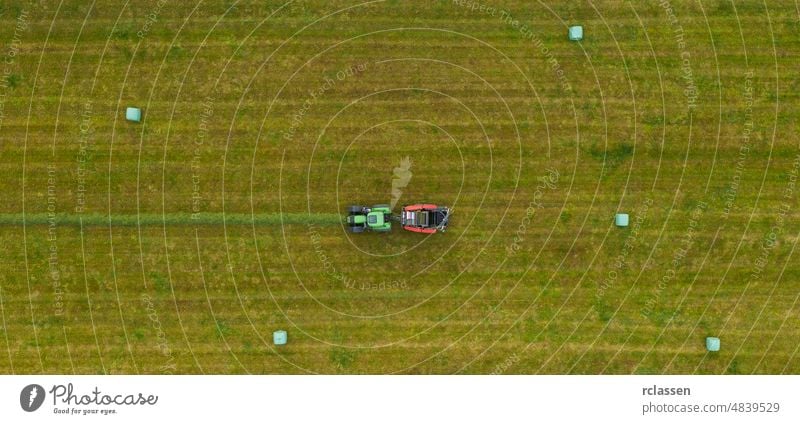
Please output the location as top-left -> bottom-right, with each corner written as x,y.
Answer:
0,212 -> 341,226
0,0 -> 798,373
2,223 -> 798,374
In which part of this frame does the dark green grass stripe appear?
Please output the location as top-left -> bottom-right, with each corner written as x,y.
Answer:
0,212 -> 342,227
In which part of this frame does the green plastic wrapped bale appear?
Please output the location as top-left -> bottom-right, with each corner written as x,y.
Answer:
126,107 -> 142,122
569,26 -> 583,41
273,330 -> 288,345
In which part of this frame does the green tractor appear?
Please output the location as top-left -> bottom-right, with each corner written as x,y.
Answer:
346,204 -> 392,233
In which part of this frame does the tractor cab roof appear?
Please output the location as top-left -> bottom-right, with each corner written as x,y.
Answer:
367,211 -> 384,226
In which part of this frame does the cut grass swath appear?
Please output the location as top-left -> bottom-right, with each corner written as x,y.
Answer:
0,212 -> 342,227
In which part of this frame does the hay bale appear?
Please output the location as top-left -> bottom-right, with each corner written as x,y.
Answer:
273,330 -> 288,345
706,337 -> 720,352
126,107 -> 142,122
569,26 -> 583,41
615,213 -> 629,227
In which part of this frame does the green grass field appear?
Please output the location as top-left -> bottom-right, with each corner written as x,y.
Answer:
0,0 -> 798,374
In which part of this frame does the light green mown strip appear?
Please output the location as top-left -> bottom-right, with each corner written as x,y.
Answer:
0,212 -> 342,227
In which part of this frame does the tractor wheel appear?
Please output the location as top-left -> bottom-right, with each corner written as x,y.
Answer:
350,225 -> 365,233
348,205 -> 363,214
